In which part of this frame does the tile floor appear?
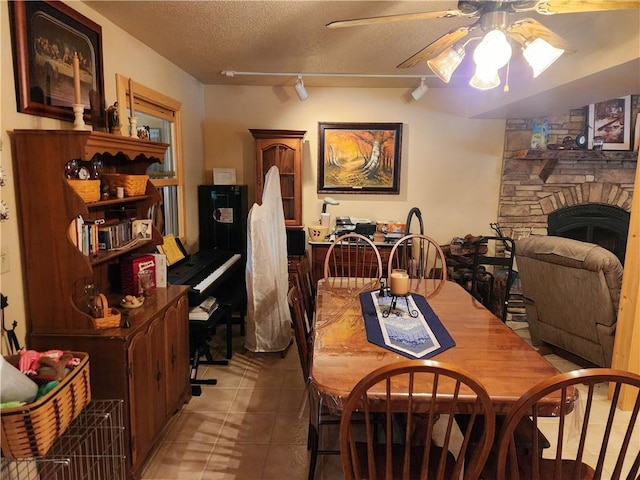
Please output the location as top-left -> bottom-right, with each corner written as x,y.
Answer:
140,321 -> 639,480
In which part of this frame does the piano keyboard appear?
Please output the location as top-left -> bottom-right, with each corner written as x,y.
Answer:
193,253 -> 241,293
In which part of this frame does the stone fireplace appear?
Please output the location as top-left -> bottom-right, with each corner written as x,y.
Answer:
496,97 -> 638,263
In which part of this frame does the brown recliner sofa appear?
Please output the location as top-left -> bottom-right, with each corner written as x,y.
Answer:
515,235 -> 623,367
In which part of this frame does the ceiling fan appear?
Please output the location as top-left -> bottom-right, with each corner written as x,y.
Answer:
327,0 -> 640,90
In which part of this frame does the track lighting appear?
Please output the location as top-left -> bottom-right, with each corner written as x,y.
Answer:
294,75 -> 308,101
410,77 -> 428,101
220,70 -> 435,100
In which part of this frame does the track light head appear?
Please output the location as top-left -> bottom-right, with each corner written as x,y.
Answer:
410,77 -> 428,101
294,75 -> 309,100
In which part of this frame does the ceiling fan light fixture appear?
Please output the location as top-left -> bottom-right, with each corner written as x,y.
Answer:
411,77 -> 429,100
294,75 -> 309,100
473,29 -> 512,70
522,37 -> 565,77
469,65 -> 501,90
427,45 -> 465,83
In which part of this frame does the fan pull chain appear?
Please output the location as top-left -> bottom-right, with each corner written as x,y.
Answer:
504,60 -> 511,93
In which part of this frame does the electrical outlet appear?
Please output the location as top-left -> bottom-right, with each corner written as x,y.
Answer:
0,245 -> 9,273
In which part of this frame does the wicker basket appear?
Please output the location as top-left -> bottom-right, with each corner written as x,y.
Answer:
67,179 -> 101,203
0,352 -> 91,458
94,307 -> 122,329
101,174 -> 148,197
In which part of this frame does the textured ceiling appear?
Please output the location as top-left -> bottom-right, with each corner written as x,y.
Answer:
83,1 -> 640,118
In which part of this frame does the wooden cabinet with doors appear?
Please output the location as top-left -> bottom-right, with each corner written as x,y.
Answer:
12,130 -> 191,479
309,241 -> 396,286
250,129 -> 305,228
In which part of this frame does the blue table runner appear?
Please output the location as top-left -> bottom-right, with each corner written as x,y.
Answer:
359,291 -> 455,359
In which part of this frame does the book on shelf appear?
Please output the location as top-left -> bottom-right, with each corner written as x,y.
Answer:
70,215 -> 103,256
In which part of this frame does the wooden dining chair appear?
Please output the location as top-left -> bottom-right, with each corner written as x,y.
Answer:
388,234 -> 448,297
287,285 -> 341,480
287,285 -> 311,380
296,257 -> 316,324
324,233 -> 383,290
495,368 -> 640,480
340,359 -> 496,480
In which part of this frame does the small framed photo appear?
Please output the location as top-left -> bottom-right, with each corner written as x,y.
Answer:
213,168 -> 237,185
148,128 -> 161,142
588,96 -> 631,150
132,219 -> 153,239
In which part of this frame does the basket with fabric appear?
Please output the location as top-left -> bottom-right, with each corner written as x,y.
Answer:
0,351 -> 91,458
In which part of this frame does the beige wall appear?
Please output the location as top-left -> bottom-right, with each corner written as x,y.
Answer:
0,1 -> 205,352
203,85 -> 506,245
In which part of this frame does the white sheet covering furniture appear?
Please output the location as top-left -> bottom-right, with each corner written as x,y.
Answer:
244,166 -> 292,352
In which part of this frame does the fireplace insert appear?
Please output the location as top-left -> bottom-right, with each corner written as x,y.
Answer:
547,203 -> 629,264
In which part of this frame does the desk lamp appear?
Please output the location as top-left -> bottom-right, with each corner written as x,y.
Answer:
321,197 -> 339,227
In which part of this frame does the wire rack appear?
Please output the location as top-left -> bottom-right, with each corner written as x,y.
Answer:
1,400 -> 126,480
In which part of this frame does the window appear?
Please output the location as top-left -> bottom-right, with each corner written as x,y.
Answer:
116,74 -> 185,239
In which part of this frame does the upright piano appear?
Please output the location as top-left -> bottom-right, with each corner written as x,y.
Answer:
167,249 -> 243,307
167,248 -> 245,392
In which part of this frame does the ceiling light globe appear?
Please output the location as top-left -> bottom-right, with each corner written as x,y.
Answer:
469,65 -> 501,90
473,29 -> 512,70
427,45 -> 465,83
523,37 -> 565,77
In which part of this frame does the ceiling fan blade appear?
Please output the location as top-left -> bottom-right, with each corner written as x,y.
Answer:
326,9 -> 465,29
534,0 -> 640,14
507,18 -> 573,51
397,26 -> 473,69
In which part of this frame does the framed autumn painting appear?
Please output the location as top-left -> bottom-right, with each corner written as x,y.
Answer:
318,122 -> 403,194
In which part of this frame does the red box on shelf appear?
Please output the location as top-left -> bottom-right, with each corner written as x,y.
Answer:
120,254 -> 156,296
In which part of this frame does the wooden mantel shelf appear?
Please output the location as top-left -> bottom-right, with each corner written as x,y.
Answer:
511,149 -> 638,182
512,149 -> 638,161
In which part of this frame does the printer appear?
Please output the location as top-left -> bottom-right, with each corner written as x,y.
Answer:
335,217 -> 376,237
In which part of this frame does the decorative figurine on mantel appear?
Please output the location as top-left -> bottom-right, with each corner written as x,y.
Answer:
106,102 -> 121,135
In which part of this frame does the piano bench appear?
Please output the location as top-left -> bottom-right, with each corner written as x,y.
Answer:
189,304 -> 234,393
218,289 -> 247,359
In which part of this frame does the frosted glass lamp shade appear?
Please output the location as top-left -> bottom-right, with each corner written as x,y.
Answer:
427,45 -> 465,83
523,38 -> 564,77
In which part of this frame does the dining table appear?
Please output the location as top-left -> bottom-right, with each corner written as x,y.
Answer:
309,277 -> 569,416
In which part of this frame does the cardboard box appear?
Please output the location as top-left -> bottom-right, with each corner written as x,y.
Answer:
120,254 -> 156,296
151,253 -> 167,288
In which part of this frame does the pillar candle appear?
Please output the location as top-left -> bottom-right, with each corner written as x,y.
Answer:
389,269 -> 409,296
72,52 -> 81,104
129,78 -> 135,117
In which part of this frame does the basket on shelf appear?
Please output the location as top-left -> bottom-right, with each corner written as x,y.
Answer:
92,294 -> 122,329
0,352 -> 91,459
102,174 -> 149,197
67,179 -> 101,203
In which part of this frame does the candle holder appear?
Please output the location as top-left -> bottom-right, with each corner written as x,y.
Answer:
129,116 -> 138,138
382,293 -> 419,318
72,104 -> 89,130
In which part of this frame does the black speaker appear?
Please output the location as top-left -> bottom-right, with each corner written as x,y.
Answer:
286,229 -> 306,256
198,185 -> 248,259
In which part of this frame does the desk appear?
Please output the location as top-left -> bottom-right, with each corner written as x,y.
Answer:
310,279 -> 564,415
